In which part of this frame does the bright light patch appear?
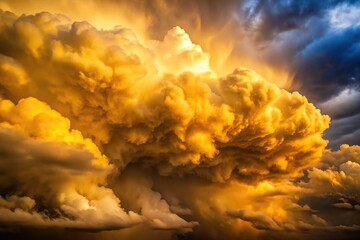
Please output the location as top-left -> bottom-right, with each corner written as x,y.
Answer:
328,4 -> 360,30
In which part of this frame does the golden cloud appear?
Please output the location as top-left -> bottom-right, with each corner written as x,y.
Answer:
1,9 -> 358,240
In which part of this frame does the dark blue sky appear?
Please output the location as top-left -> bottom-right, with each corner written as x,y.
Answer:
238,0 -> 360,148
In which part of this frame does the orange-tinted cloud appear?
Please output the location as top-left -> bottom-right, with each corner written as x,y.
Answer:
0,7 -> 358,240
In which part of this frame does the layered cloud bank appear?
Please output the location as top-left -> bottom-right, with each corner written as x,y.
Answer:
0,9 -> 358,240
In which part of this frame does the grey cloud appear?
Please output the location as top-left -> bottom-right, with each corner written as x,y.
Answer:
324,113 -> 360,149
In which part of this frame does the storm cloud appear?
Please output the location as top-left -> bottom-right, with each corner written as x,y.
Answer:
0,1 -> 359,240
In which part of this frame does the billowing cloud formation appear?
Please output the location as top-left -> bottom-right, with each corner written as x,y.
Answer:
1,0 -> 359,147
0,97 -> 143,229
0,6 -> 358,240
301,145 -> 360,205
0,10 -> 329,184
219,145 -> 360,237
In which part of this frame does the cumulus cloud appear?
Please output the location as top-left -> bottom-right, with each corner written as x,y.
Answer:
150,145 -> 360,239
0,10 -> 330,185
0,97 -> 142,230
203,145 -> 360,237
294,145 -> 360,230
301,145 -> 360,200
1,0 -> 360,146
0,5 -> 358,240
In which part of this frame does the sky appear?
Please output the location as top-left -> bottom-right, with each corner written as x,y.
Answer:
0,0 -> 359,239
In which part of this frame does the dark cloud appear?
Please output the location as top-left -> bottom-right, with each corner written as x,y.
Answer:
242,0 -> 331,40
238,0 -> 360,147
294,26 -> 360,102
324,113 -> 360,149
